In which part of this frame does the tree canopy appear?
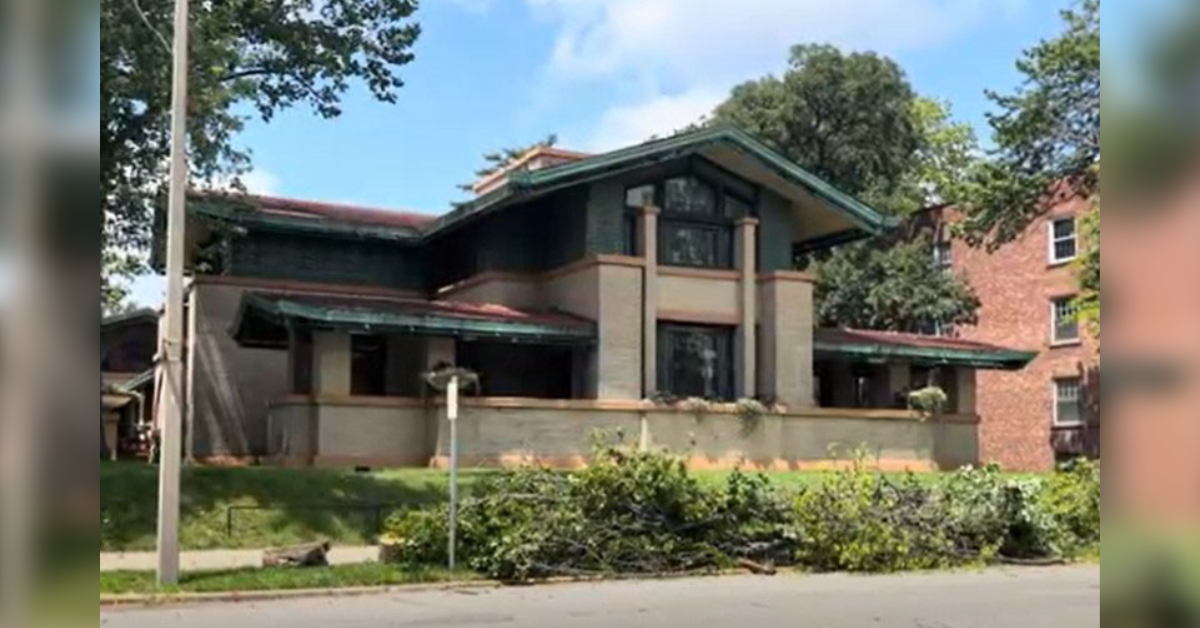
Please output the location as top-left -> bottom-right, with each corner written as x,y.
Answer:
956,0 -> 1099,249
101,0 -> 421,310
814,236 -> 980,333
713,44 -> 922,207
712,43 -> 981,332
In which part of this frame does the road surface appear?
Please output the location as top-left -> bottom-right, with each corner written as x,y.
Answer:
100,564 -> 1099,628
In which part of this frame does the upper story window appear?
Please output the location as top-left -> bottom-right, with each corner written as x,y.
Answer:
664,176 -> 718,216
1049,216 -> 1077,264
1053,377 -> 1084,426
1051,296 -> 1080,345
622,170 -> 752,268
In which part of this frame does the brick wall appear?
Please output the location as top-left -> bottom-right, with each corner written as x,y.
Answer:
925,200 -> 1098,471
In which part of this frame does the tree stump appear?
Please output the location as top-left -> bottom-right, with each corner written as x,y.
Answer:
262,541 -> 331,568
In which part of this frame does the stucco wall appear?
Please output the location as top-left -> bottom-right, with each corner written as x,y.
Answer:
267,397 -> 979,471
657,272 -> 740,321
315,401 -> 431,466
757,276 -> 814,406
192,282 -> 290,457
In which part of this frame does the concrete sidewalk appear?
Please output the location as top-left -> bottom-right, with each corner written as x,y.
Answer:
100,546 -> 379,572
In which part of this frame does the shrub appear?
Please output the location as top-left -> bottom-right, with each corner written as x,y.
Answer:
381,447 -> 796,581
793,459 -> 959,572
938,464 -> 1072,560
907,386 -> 948,416
734,398 -> 768,436
380,507 -> 449,567
1039,458 -> 1101,553
381,447 -> 1100,579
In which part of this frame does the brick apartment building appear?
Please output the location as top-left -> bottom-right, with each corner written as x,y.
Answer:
917,197 -> 1099,471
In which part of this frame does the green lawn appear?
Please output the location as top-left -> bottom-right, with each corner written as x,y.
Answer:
100,563 -> 478,595
100,462 -> 501,551
101,461 -> 1037,552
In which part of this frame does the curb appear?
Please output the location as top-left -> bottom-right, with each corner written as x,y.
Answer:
99,567 -> 755,609
99,579 -> 502,608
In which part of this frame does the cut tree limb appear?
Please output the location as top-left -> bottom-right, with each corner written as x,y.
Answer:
262,541 -> 331,568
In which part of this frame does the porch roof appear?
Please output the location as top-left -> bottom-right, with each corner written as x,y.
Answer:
232,292 -> 596,349
814,328 -> 1037,370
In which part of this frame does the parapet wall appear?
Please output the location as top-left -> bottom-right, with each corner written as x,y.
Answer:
266,396 -> 979,471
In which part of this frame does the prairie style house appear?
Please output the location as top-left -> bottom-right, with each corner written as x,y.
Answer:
179,127 -> 1032,470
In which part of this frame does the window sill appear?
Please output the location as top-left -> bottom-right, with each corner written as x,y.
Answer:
1047,258 -> 1076,269
1051,422 -> 1087,430
1049,339 -> 1083,349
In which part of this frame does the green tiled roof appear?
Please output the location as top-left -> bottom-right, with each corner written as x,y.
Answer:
192,125 -> 896,243
433,125 -> 897,236
814,328 -> 1037,370
232,292 -> 596,349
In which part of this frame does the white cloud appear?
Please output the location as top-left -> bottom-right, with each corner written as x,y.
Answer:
237,168 -> 281,195
584,86 -> 723,151
534,0 -> 1018,84
207,167 -> 281,196
530,0 -> 1028,148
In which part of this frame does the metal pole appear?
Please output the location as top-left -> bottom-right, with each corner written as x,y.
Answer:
447,375 -> 459,572
156,0 -> 190,586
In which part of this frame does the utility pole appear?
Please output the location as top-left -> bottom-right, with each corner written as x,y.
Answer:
156,0 -> 190,586
447,375 -> 459,571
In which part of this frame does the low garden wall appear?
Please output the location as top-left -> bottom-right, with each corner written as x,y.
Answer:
266,396 -> 979,470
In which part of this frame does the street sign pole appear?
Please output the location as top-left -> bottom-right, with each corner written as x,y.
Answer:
447,375 -> 459,571
156,0 -> 190,586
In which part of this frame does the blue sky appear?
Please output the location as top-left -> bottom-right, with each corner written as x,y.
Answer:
131,0 -> 1082,306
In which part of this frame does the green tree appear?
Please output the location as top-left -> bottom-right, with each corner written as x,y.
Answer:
713,44 -> 922,206
101,0 -> 421,309
957,0 -> 1099,248
713,44 -> 981,332
1075,202 -> 1099,335
814,236 -> 980,333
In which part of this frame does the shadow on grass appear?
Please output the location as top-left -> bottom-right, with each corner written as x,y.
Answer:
100,462 -> 500,551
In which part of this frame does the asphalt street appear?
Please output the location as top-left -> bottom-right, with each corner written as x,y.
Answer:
100,564 -> 1100,628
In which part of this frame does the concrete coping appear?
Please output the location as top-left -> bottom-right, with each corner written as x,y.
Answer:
267,394 -> 980,424
435,254 -> 646,298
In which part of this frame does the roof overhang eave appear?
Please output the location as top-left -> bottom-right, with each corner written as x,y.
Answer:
814,342 -> 1038,371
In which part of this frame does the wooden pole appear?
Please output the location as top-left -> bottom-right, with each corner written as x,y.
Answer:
156,0 -> 190,586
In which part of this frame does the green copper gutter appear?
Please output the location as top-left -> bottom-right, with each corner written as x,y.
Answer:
233,293 -> 596,348
193,201 -> 423,242
814,339 -> 1037,370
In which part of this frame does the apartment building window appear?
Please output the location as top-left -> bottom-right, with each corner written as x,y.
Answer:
1053,377 -> 1083,426
1049,216 -> 1077,264
1051,296 -> 1080,344
658,324 -> 733,400
933,239 -> 953,269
